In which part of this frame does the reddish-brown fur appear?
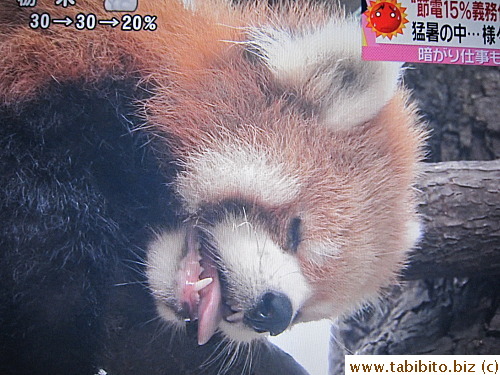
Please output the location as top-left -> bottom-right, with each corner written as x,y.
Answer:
0,0 -> 248,105
1,0 -> 425,327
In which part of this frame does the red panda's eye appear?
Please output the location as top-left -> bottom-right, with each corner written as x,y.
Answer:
286,217 -> 302,253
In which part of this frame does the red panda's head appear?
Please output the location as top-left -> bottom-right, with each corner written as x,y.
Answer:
145,1 -> 425,346
0,1 -> 426,372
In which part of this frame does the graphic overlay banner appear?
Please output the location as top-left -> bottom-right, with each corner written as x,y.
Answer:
362,0 -> 500,66
346,355 -> 500,374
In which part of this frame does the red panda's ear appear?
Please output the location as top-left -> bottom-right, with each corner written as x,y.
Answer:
246,17 -> 403,131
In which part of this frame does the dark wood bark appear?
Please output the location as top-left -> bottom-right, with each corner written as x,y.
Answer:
329,276 -> 500,374
404,160 -> 500,280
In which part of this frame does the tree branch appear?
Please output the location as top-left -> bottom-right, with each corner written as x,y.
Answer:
403,160 -> 500,280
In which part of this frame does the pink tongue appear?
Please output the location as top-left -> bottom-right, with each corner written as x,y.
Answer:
177,228 -> 223,345
197,255 -> 223,345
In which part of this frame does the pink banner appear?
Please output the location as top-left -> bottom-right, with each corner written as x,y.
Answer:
363,44 -> 500,66
361,0 -> 500,66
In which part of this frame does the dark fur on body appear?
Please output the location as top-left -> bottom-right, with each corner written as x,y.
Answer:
0,79 -> 173,374
0,77 -> 298,375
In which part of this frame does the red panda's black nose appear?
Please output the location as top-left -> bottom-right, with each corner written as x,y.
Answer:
244,292 -> 293,336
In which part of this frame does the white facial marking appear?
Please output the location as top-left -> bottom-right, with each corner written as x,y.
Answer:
146,229 -> 186,323
212,214 -> 311,316
176,144 -> 300,213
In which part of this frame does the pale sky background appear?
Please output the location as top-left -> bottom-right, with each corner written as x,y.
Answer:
268,319 -> 332,375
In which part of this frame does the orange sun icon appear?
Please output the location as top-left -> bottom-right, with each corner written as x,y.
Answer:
365,0 -> 408,39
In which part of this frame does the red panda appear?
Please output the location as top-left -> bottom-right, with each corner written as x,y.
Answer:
0,0 -> 425,362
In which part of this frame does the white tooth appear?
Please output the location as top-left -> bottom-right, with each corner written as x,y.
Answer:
194,277 -> 213,292
225,301 -> 242,312
225,311 -> 244,323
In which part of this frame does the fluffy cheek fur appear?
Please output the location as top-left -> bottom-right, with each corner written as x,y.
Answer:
146,229 -> 187,326
292,204 -> 422,323
296,183 -> 422,323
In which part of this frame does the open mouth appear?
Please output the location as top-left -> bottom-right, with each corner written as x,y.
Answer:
176,224 -> 243,345
169,219 -> 298,345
